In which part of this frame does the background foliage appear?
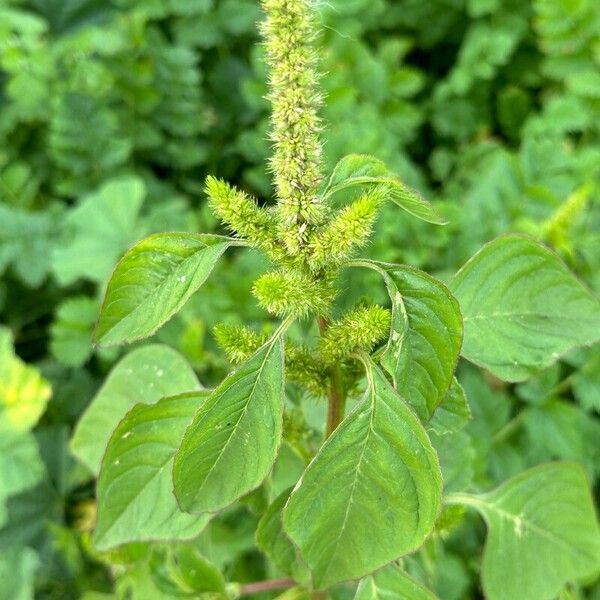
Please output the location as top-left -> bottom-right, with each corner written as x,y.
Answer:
0,0 -> 599,597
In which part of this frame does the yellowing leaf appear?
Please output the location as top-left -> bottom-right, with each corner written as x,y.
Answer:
0,328 -> 51,433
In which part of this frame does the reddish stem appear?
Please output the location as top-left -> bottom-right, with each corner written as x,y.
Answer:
239,578 -> 296,596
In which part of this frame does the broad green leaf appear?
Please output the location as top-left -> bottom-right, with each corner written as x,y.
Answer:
50,296 -> 98,367
522,401 -> 600,478
0,203 -> 57,287
354,565 -> 438,600
71,344 -> 201,475
568,349 -> 600,412
323,154 -> 447,225
174,335 -> 285,513
355,261 -> 463,421
149,546 -> 226,597
95,232 -> 234,346
256,487 -> 309,583
283,360 -> 442,589
450,235 -> 600,381
52,176 -> 144,286
94,393 -> 211,550
427,378 -> 471,436
449,463 -> 600,600
430,430 -> 474,493
0,547 -> 39,600
0,327 -> 52,433
0,431 -> 44,501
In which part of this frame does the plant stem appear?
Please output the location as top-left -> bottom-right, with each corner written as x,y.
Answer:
318,316 -> 347,437
326,364 -> 345,437
238,578 -> 296,596
492,410 -> 526,445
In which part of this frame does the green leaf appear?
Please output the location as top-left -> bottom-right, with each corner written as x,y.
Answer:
173,334 -> 285,513
52,176 -> 145,286
71,344 -> 201,475
427,378 -> 471,436
449,463 -> 600,600
0,431 -> 44,502
50,296 -> 98,367
430,430 -> 474,493
149,545 -> 226,598
0,203 -> 57,287
283,360 -> 442,589
324,155 -> 447,225
450,235 -> 600,381
354,565 -> 438,600
0,327 -> 52,433
0,547 -> 39,600
94,393 -> 211,551
256,487 -> 309,583
95,232 -> 234,346
356,261 -> 463,421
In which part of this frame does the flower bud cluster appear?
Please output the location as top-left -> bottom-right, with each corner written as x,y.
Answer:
319,305 -> 391,362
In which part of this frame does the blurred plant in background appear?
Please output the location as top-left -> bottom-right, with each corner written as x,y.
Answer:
0,0 -> 599,598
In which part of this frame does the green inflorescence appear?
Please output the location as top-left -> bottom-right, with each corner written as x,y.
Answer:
261,0 -> 326,255
209,0 -> 390,397
319,305 -> 391,363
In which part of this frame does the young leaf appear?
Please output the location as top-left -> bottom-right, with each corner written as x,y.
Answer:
94,393 -> 211,550
173,334 -> 285,514
256,487 -> 310,583
95,232 -> 236,346
448,463 -> 600,600
354,261 -> 463,421
354,564 -> 438,600
283,360 -> 442,589
427,378 -> 471,436
323,154 -> 447,225
71,344 -> 201,475
450,235 -> 600,381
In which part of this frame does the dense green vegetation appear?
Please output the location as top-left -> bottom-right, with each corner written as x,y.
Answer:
1,0 -> 599,598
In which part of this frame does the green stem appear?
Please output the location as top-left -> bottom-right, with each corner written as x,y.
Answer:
444,492 -> 483,509
491,411 -> 526,445
318,316 -> 347,437
326,364 -> 346,437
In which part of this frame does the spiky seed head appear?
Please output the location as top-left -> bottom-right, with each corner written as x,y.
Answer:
319,305 -> 391,362
213,323 -> 269,364
307,186 -> 387,271
252,268 -> 336,317
205,176 -> 283,260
